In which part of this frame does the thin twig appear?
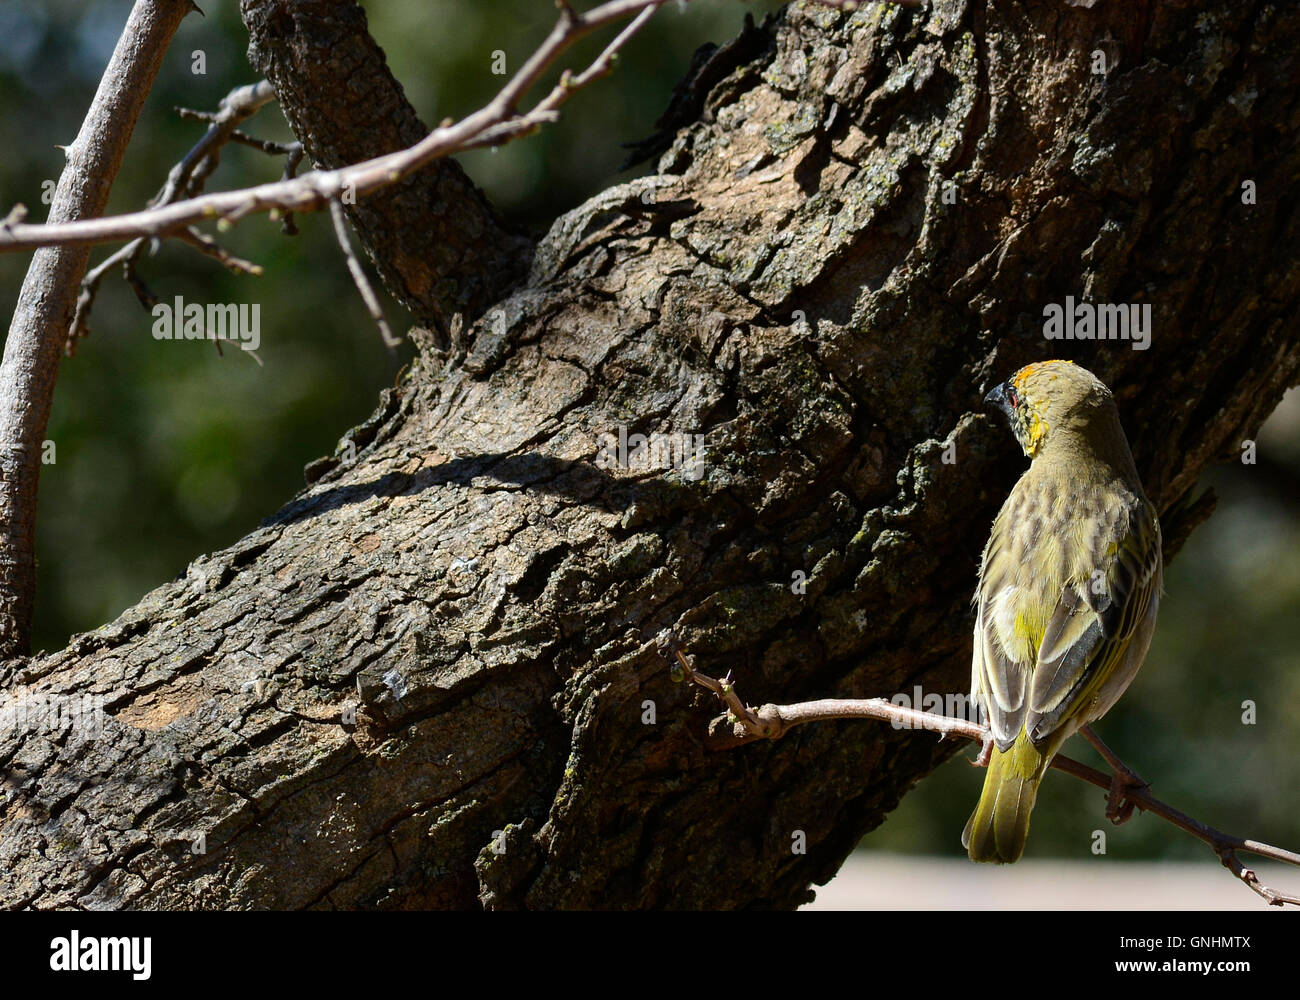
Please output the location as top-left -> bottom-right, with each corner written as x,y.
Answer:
70,239 -> 148,348
156,81 -> 276,204
226,132 -> 300,157
175,108 -> 301,156
174,226 -> 264,275
1049,754 -> 1300,907
275,144 -> 305,236
329,199 -> 401,349
664,642 -> 1300,908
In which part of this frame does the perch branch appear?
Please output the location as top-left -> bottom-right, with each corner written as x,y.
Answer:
664,643 -> 1300,907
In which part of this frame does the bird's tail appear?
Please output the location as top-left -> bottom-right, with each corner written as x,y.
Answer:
962,731 -> 1050,864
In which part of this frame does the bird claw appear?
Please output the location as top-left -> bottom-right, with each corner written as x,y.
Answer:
969,731 -> 995,768
1105,767 -> 1148,825
1080,725 -> 1149,826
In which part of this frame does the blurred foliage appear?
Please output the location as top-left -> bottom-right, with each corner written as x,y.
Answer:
0,0 -> 784,653
2,1 -> 1296,863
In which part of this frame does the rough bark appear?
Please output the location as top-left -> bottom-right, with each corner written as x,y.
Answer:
238,0 -> 534,337
3,0 -> 1299,909
0,0 -> 194,660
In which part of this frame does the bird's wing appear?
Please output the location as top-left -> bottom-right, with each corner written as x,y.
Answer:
1026,498 -> 1162,742
972,508 -> 1029,749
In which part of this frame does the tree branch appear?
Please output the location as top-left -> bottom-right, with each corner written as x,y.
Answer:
0,0 -> 675,256
665,644 -> 1300,907
0,0 -> 899,662
237,0 -> 529,340
0,0 -> 916,259
0,0 -> 195,658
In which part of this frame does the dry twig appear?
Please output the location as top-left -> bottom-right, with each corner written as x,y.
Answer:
661,639 -> 1300,907
329,199 -> 402,350
66,80 -> 293,353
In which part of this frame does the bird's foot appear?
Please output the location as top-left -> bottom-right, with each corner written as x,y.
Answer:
969,731 -> 995,768
1104,761 -> 1148,825
1080,725 -> 1148,825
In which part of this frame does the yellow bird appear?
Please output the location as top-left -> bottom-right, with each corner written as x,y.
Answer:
965,360 -> 1163,863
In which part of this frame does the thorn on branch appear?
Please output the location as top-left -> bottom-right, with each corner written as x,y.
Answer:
2,204 -> 28,229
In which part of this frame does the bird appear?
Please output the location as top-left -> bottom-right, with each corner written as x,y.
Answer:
964,359 -> 1163,864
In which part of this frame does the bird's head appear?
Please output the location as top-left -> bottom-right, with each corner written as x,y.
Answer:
984,360 -> 1117,459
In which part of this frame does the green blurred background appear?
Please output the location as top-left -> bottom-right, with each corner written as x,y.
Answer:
0,0 -> 1296,865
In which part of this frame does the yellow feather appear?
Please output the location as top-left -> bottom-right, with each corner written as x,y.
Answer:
963,731 -> 1051,864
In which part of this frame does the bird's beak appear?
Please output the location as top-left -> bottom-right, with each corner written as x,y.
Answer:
984,381 -> 1016,423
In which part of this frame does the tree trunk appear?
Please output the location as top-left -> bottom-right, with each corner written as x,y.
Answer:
3,0 -> 1298,910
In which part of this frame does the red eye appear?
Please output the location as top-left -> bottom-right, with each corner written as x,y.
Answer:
1008,387 -> 1019,409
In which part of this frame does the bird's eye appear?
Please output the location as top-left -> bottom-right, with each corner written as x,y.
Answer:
1007,387 -> 1019,409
